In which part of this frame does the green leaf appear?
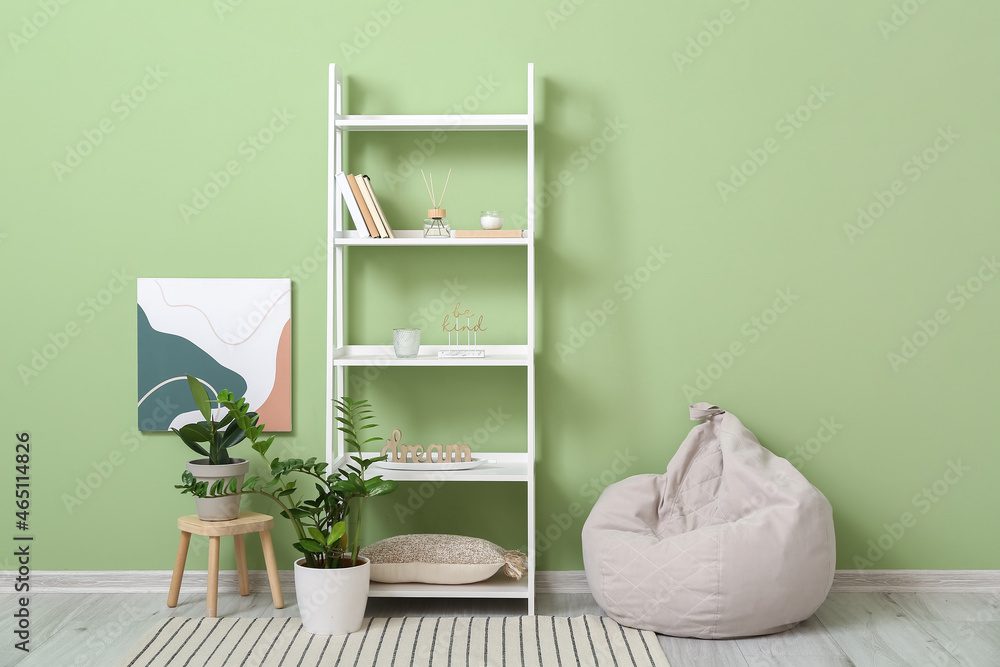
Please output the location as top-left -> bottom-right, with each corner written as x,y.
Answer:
332,479 -> 366,495
365,478 -> 398,497
174,437 -> 210,457
308,527 -> 326,543
186,375 -> 213,422
236,412 -> 259,434
226,477 -> 238,493
176,423 -> 212,442
209,479 -> 224,497
297,538 -> 325,553
241,476 -> 259,491
220,419 -> 247,450
326,521 -> 346,545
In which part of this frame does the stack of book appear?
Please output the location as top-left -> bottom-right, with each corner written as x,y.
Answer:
336,172 -> 395,238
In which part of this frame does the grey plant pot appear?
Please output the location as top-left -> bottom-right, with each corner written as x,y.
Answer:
185,458 -> 250,521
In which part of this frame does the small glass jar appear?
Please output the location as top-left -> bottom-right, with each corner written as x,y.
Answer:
392,328 -> 421,358
423,218 -> 451,237
480,210 -> 503,230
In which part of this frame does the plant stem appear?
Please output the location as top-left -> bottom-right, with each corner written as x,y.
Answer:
351,496 -> 364,567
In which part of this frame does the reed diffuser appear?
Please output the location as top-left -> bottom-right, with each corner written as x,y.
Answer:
421,168 -> 452,237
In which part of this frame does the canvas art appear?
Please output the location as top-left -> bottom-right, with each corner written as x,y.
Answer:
137,278 -> 291,432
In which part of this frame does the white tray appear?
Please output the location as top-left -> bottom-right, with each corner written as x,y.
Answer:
373,458 -> 487,471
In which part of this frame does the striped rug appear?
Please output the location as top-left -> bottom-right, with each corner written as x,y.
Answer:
118,615 -> 671,666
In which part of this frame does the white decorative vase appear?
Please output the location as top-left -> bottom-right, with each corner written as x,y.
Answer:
185,458 -> 249,521
294,556 -> 370,635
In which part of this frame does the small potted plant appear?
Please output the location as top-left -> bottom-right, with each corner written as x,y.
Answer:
176,397 -> 397,635
172,375 -> 258,521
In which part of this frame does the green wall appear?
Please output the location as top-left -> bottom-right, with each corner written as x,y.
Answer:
1,1 -> 997,574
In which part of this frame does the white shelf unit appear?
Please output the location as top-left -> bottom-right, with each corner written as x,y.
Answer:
333,229 -> 529,247
334,114 -> 530,132
369,573 -> 530,599
365,453 -> 531,483
326,64 -> 536,613
333,345 -> 532,367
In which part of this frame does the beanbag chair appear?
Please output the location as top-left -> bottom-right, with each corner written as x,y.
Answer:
582,403 -> 835,638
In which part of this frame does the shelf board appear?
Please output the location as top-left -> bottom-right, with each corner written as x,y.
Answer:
333,230 -> 529,247
364,452 -> 530,482
368,571 -> 530,599
333,345 -> 531,367
335,114 -> 529,132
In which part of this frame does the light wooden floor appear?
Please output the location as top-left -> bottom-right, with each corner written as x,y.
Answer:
4,590 -> 998,666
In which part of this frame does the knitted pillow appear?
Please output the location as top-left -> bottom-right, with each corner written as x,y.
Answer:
360,534 -> 527,585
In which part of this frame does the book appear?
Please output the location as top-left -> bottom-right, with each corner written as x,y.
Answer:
335,172 -> 370,237
453,229 -> 526,238
361,175 -> 395,239
346,174 -> 380,238
354,174 -> 389,239
357,174 -> 389,239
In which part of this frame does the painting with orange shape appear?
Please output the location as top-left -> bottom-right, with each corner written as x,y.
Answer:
256,319 -> 291,431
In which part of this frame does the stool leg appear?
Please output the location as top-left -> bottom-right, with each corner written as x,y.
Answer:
259,529 -> 284,609
167,531 -> 191,608
234,534 -> 250,596
207,535 -> 220,618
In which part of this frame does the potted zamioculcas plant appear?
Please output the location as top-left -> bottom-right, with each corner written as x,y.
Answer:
172,375 -> 258,521
176,397 -> 397,635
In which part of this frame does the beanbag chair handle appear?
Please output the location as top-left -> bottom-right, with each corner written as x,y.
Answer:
689,403 -> 726,421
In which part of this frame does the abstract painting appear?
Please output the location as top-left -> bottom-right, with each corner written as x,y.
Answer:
137,278 -> 291,432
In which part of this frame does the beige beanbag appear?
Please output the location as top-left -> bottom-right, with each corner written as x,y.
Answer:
582,403 -> 835,638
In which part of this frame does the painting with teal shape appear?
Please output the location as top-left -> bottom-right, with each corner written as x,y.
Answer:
137,278 -> 292,432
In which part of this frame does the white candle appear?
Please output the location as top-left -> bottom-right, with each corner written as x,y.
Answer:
480,215 -> 503,230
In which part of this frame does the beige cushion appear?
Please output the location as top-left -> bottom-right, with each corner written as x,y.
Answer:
582,403 -> 836,638
360,534 -> 527,585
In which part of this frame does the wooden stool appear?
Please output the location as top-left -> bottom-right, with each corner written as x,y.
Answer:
167,511 -> 284,618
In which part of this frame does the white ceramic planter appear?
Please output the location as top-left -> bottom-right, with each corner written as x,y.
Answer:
294,556 -> 370,635
185,458 -> 249,521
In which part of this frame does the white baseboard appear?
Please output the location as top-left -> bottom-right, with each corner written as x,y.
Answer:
828,570 -> 1000,592
6,569 -> 999,595
8,570 -> 296,594
536,571 -> 589,594
535,570 -> 1000,595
